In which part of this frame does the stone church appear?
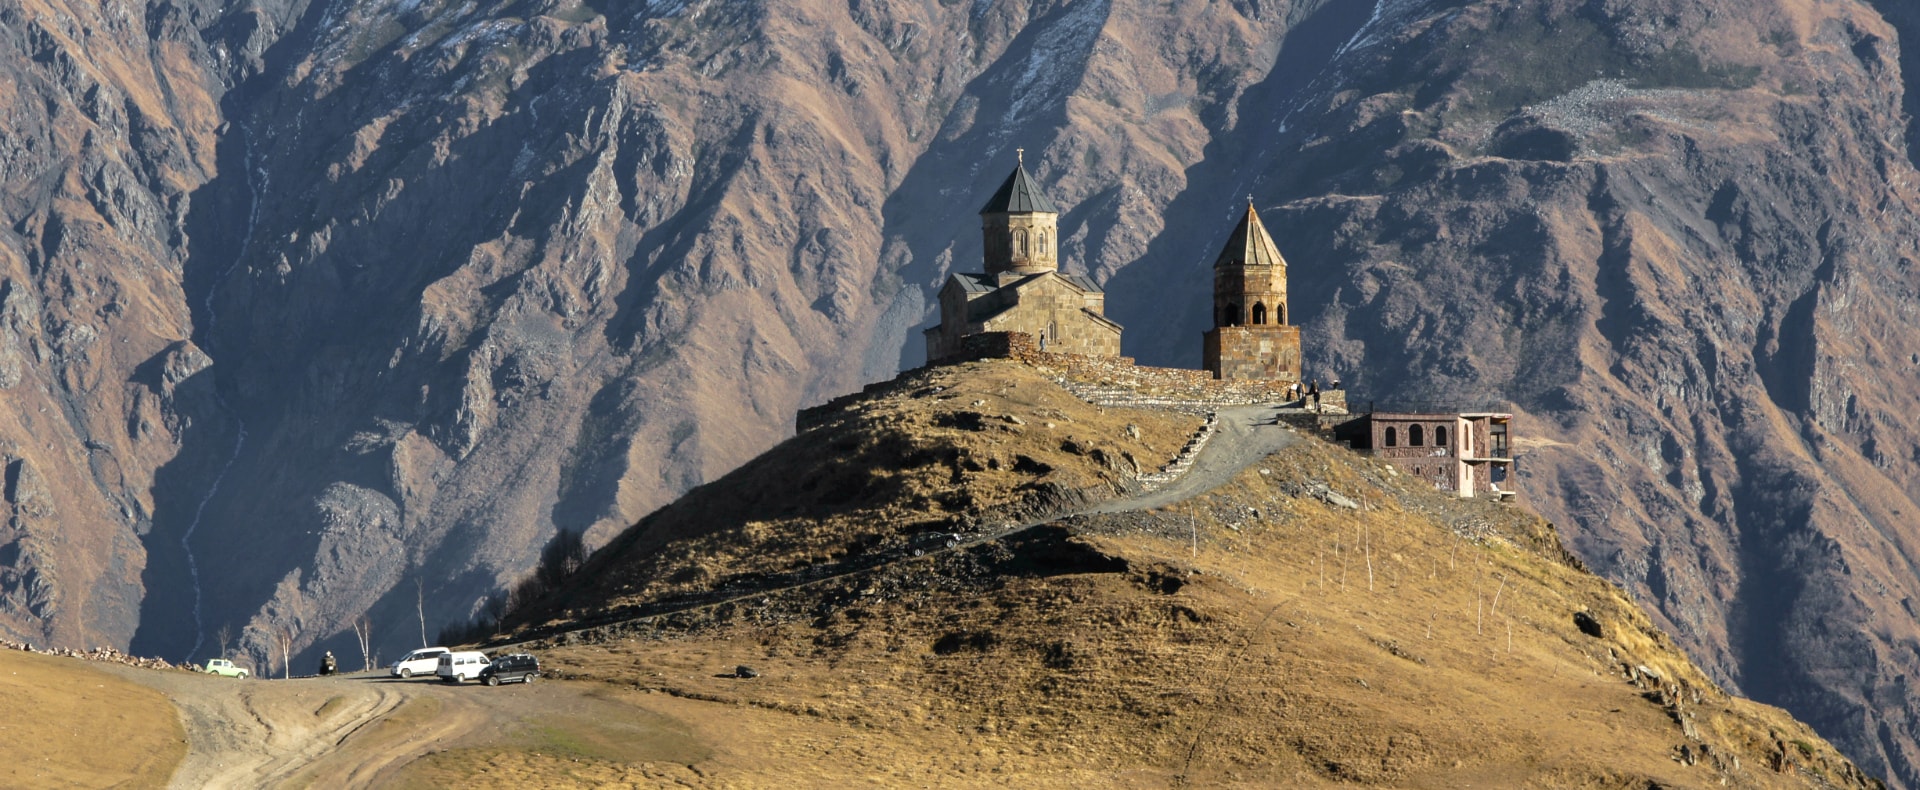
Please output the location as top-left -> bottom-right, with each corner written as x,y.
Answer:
924,158 -> 1124,362
925,157 -> 1300,388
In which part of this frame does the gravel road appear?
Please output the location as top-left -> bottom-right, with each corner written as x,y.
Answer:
1090,404 -> 1300,513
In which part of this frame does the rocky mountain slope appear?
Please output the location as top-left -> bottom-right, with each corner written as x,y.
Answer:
4,0 -> 1920,784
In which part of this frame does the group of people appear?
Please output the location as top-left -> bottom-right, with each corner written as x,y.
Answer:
1286,377 -> 1340,410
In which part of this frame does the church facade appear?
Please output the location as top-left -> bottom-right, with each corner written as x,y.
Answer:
924,159 -> 1123,362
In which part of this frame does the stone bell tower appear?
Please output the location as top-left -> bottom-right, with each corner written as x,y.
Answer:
979,149 -> 1059,280
1203,200 -> 1302,383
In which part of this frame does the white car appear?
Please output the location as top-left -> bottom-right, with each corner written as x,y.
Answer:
389,647 -> 450,679
436,651 -> 490,683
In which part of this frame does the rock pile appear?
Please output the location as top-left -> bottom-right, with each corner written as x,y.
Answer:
0,639 -> 181,671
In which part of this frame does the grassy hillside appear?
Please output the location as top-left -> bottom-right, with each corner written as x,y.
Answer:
0,650 -> 185,787
487,360 -> 1877,787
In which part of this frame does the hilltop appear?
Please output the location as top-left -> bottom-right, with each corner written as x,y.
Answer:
0,359 -> 1883,787
480,360 -> 1879,788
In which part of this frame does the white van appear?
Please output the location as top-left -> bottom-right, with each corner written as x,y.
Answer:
435,651 -> 490,683
389,647 -> 450,679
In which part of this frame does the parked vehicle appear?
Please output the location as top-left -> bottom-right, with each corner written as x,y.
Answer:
202,658 -> 249,678
435,650 -> 490,683
389,647 -> 450,679
477,653 -> 540,686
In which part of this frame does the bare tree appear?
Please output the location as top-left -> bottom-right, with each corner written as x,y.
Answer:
483,592 -> 507,625
274,624 -> 293,679
414,576 -> 427,648
535,529 -> 590,589
215,623 -> 234,659
351,615 -> 374,672
267,572 -> 311,679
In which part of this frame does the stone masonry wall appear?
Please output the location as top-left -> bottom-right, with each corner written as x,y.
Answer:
1204,325 -> 1302,384
802,331 -> 1348,433
935,332 -> 1345,412
977,278 -> 1119,358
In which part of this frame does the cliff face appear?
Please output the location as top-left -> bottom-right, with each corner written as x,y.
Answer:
1176,2 -> 1920,785
0,0 -> 232,650
115,0 -> 1321,675
6,0 -> 1920,785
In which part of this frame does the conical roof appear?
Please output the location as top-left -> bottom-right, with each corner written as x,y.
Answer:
1214,202 -> 1288,268
979,163 -> 1057,214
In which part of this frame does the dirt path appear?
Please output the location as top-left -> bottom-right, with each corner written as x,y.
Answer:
1091,404 -> 1300,514
95,666 -> 673,789
88,666 -> 425,788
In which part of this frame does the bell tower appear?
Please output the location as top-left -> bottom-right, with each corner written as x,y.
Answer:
1203,199 -> 1301,383
979,149 -> 1059,280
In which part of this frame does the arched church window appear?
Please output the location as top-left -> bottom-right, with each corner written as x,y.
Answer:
1252,303 -> 1268,325
1226,303 -> 1243,326
1434,425 -> 1449,448
1277,304 -> 1286,324
1409,424 -> 1425,446
1038,230 -> 1048,256
1014,229 -> 1028,257
1384,427 -> 1398,447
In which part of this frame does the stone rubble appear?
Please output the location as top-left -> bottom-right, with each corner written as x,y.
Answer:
0,638 -> 185,671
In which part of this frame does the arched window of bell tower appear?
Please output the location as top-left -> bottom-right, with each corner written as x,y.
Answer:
1277,304 -> 1286,324
1225,303 -> 1243,326
1038,230 -> 1048,256
1252,303 -> 1268,325
1014,229 -> 1028,258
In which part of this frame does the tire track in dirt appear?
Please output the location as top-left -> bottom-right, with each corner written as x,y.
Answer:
91,667 -> 433,788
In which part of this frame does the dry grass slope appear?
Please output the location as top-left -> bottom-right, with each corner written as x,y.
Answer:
480,362 -> 1880,788
0,650 -> 185,788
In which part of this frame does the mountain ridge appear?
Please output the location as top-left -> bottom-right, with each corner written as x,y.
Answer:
4,0 -> 1920,784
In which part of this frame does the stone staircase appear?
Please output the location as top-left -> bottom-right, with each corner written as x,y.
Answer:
1137,411 -> 1218,488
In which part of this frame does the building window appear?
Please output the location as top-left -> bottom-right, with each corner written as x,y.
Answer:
1225,303 -> 1243,326
1409,424 -> 1425,446
1014,229 -> 1028,257
1039,230 -> 1049,256
1434,425 -> 1448,447
1384,427 -> 1397,447
1252,302 -> 1267,325
1277,304 -> 1286,324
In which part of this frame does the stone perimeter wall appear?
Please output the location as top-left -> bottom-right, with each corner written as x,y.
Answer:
954,333 -> 1344,409
798,332 -> 1350,433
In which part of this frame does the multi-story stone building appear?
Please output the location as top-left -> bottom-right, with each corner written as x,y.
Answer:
924,157 -> 1123,362
1333,410 -> 1516,499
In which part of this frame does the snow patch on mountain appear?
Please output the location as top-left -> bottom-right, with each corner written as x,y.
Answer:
1001,0 -> 1111,132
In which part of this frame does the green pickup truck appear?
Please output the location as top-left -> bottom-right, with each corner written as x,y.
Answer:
202,658 -> 249,678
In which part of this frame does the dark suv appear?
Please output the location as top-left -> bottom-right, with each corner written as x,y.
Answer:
478,653 -> 540,686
